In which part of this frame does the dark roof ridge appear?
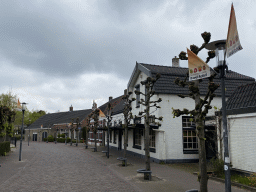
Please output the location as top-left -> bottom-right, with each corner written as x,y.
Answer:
140,62 -> 188,69
48,108 -> 91,115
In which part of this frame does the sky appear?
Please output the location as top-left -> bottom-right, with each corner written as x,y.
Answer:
1,0 -> 255,113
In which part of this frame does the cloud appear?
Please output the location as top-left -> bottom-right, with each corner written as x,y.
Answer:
0,0 -> 255,113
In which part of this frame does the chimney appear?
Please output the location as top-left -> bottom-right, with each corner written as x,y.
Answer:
172,56 -> 180,67
109,96 -> 113,101
124,89 -> 127,95
69,105 -> 73,111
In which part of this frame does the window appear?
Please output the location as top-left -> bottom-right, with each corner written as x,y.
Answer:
97,131 -> 103,143
133,129 -> 142,149
182,116 -> 198,154
135,84 -> 140,107
149,129 -> 155,148
89,131 -> 94,141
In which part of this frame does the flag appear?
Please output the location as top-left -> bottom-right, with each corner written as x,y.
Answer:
187,48 -> 211,81
226,3 -> 243,58
17,99 -> 21,109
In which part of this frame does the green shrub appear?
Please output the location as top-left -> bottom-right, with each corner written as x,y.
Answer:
72,140 -> 77,143
43,138 -> 47,142
57,138 -> 66,143
210,158 -> 224,177
0,141 -> 10,156
60,133 -> 65,138
14,135 -> 24,140
47,135 -> 54,142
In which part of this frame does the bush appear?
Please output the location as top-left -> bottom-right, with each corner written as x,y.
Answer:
47,135 -> 54,142
210,158 -> 224,177
57,138 -> 66,143
60,133 -> 65,138
43,138 -> 47,142
0,141 -> 10,156
14,135 -> 24,140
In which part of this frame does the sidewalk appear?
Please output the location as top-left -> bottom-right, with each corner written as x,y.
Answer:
0,142 -> 251,192
82,145 -> 250,192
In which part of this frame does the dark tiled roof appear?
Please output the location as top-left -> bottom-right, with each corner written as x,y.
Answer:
226,82 -> 256,113
140,63 -> 255,97
99,95 -> 124,116
27,109 -> 92,129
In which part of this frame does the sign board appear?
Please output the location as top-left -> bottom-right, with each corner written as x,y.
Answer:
188,48 -> 211,81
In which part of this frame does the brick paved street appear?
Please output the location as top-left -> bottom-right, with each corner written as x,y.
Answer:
0,142 -> 251,192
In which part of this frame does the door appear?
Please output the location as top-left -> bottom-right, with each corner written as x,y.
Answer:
33,133 -> 37,141
205,125 -> 217,159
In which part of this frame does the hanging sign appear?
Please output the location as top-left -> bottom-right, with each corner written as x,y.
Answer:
188,48 -> 211,81
226,3 -> 243,58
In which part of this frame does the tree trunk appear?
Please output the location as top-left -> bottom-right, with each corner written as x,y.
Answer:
94,130 -> 97,151
194,80 -> 208,192
123,118 -> 128,158
144,91 -> 150,180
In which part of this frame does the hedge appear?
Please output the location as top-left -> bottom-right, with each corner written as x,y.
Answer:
0,141 -> 10,156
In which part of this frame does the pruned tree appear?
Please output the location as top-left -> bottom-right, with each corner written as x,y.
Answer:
75,117 -> 80,146
70,118 -> 74,146
172,32 -> 218,192
135,73 -> 163,180
106,100 -> 113,158
122,90 -> 135,160
90,108 -> 100,151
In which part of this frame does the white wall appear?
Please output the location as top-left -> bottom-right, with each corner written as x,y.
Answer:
228,113 -> 256,172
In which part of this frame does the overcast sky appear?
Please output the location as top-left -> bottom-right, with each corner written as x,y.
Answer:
1,0 -> 255,113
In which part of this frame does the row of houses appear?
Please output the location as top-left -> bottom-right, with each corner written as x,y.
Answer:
26,60 -> 256,173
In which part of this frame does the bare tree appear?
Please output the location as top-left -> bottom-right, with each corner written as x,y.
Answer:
89,109 -> 100,151
122,90 -> 135,160
172,32 -> 218,192
135,74 -> 163,180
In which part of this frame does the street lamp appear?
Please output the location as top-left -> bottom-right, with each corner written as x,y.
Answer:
206,39 -> 231,192
19,102 -> 27,161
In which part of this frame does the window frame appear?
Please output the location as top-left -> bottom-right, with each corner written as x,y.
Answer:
133,129 -> 142,149
149,129 -> 156,153
182,116 -> 198,154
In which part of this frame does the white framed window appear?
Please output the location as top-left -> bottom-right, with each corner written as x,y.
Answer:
182,116 -> 198,153
149,129 -> 155,148
133,129 -> 142,149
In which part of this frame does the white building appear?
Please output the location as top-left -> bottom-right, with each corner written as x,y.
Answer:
225,82 -> 256,173
105,61 -> 255,163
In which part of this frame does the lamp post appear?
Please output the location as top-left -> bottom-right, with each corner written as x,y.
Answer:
206,39 -> 231,192
19,102 -> 27,161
